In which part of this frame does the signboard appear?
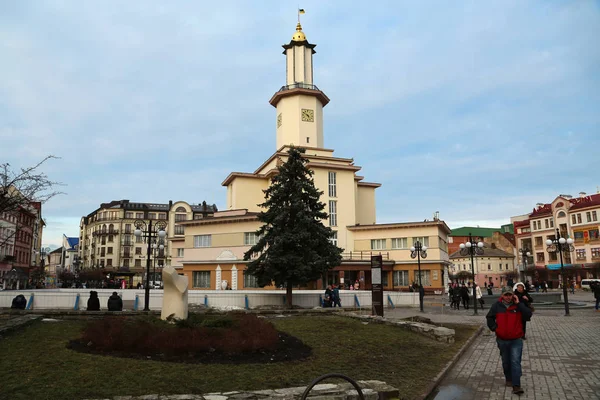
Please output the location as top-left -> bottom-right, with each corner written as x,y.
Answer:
547,263 -> 573,271
371,255 -> 384,317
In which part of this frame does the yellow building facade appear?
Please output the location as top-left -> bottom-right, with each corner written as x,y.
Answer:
171,21 -> 451,293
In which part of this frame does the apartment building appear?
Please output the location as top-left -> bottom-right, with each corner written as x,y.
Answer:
78,199 -> 216,284
512,191 -> 600,287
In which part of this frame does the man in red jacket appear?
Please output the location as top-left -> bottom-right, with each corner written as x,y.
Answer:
486,287 -> 532,395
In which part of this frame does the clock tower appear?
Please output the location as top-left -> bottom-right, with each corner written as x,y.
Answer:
269,21 -> 330,150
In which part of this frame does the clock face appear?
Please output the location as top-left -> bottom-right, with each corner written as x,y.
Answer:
277,113 -> 282,128
301,108 -> 314,122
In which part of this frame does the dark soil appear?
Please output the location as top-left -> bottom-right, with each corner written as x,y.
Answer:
67,331 -> 312,364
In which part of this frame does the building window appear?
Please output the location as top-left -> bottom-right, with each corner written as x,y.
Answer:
536,252 -> 545,262
537,221 -> 541,230
135,259 -> 141,267
125,224 -> 132,233
576,249 -> 586,260
328,172 -> 337,197
329,231 -> 338,246
176,207 -> 186,212
550,219 -> 554,228
148,213 -> 156,220
590,247 -> 600,259
123,259 -> 130,268
499,264 -> 503,270
136,212 -> 144,219
412,237 -> 429,247
593,211 -> 598,222
125,212 -> 133,219
545,219 -> 549,229
107,247 -> 113,254
488,264 -> 491,270
371,239 -> 386,250
391,238 -> 408,249
577,214 -> 582,224
329,200 -> 337,227
574,231 -> 585,241
177,248 -> 184,257
135,247 -> 142,255
175,214 -> 187,222
590,229 -> 600,240
534,237 -> 543,247
174,225 -> 185,235
415,270 -> 431,286
243,272 -> 259,288
572,215 -> 577,224
193,271 -> 211,288
106,259 -> 113,266
194,235 -> 211,248
244,232 -> 260,246
393,270 -> 409,286
158,213 -> 166,219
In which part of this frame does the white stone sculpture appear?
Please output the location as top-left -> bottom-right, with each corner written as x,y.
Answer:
161,266 -> 189,321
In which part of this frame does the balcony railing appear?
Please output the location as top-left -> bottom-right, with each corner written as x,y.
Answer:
92,230 -> 119,237
341,251 -> 390,261
276,82 -> 321,92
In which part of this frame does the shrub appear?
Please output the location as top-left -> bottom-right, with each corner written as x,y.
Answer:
80,313 -> 279,356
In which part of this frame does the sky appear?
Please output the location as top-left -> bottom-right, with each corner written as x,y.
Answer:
1,1 -> 599,248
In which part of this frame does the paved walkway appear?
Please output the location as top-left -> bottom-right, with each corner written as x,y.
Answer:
390,303 -> 600,400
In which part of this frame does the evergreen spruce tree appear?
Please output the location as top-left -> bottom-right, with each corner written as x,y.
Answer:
244,146 -> 343,308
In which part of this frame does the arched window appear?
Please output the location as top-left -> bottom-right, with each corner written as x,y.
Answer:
557,211 -> 566,218
102,224 -> 107,232
176,206 -> 186,212
108,224 -> 114,233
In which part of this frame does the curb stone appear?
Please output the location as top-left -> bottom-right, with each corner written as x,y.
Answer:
417,325 -> 484,400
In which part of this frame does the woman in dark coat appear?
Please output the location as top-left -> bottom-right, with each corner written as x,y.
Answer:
87,291 -> 100,311
514,282 -> 534,339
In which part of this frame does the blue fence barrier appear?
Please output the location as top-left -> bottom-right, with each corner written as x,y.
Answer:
73,293 -> 80,310
26,294 -> 34,310
354,294 -> 360,308
134,295 -> 139,311
387,294 -> 395,309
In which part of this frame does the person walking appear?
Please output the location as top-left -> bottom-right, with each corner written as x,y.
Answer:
460,283 -> 470,310
475,284 -> 484,310
331,284 -> 342,308
486,287 -> 532,396
591,281 -> 600,311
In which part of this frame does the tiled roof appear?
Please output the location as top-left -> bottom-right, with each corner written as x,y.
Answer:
569,193 -> 600,211
529,204 -> 552,218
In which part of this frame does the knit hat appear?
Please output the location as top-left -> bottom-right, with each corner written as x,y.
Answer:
502,286 -> 514,295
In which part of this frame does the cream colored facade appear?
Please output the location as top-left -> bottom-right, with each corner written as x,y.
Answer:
170,22 -> 452,292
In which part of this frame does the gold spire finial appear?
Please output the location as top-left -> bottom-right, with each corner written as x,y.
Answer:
292,9 -> 307,41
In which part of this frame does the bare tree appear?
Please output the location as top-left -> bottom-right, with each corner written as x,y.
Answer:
0,156 -> 65,249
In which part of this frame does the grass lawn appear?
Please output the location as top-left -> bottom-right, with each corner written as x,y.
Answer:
0,315 -> 478,400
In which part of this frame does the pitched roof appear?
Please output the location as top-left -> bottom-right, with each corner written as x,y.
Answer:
449,246 -> 515,259
450,227 -> 501,238
569,193 -> 600,211
65,237 -> 79,249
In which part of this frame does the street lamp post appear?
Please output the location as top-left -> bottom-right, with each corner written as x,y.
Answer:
459,233 -> 485,315
519,247 -> 531,283
545,228 -> 574,316
410,241 -> 428,312
134,219 -> 167,311
151,238 -> 165,287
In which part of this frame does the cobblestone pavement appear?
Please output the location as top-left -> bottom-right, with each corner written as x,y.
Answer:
383,302 -> 600,400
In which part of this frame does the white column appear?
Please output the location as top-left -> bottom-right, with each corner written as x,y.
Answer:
231,265 -> 238,290
216,265 -> 222,290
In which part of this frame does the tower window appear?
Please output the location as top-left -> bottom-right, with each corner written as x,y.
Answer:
306,137 -> 310,143
328,172 -> 337,197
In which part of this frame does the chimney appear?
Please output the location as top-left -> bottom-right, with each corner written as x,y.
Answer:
169,200 -> 173,209
579,192 -> 586,198
559,194 -> 572,199
535,203 -> 544,209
